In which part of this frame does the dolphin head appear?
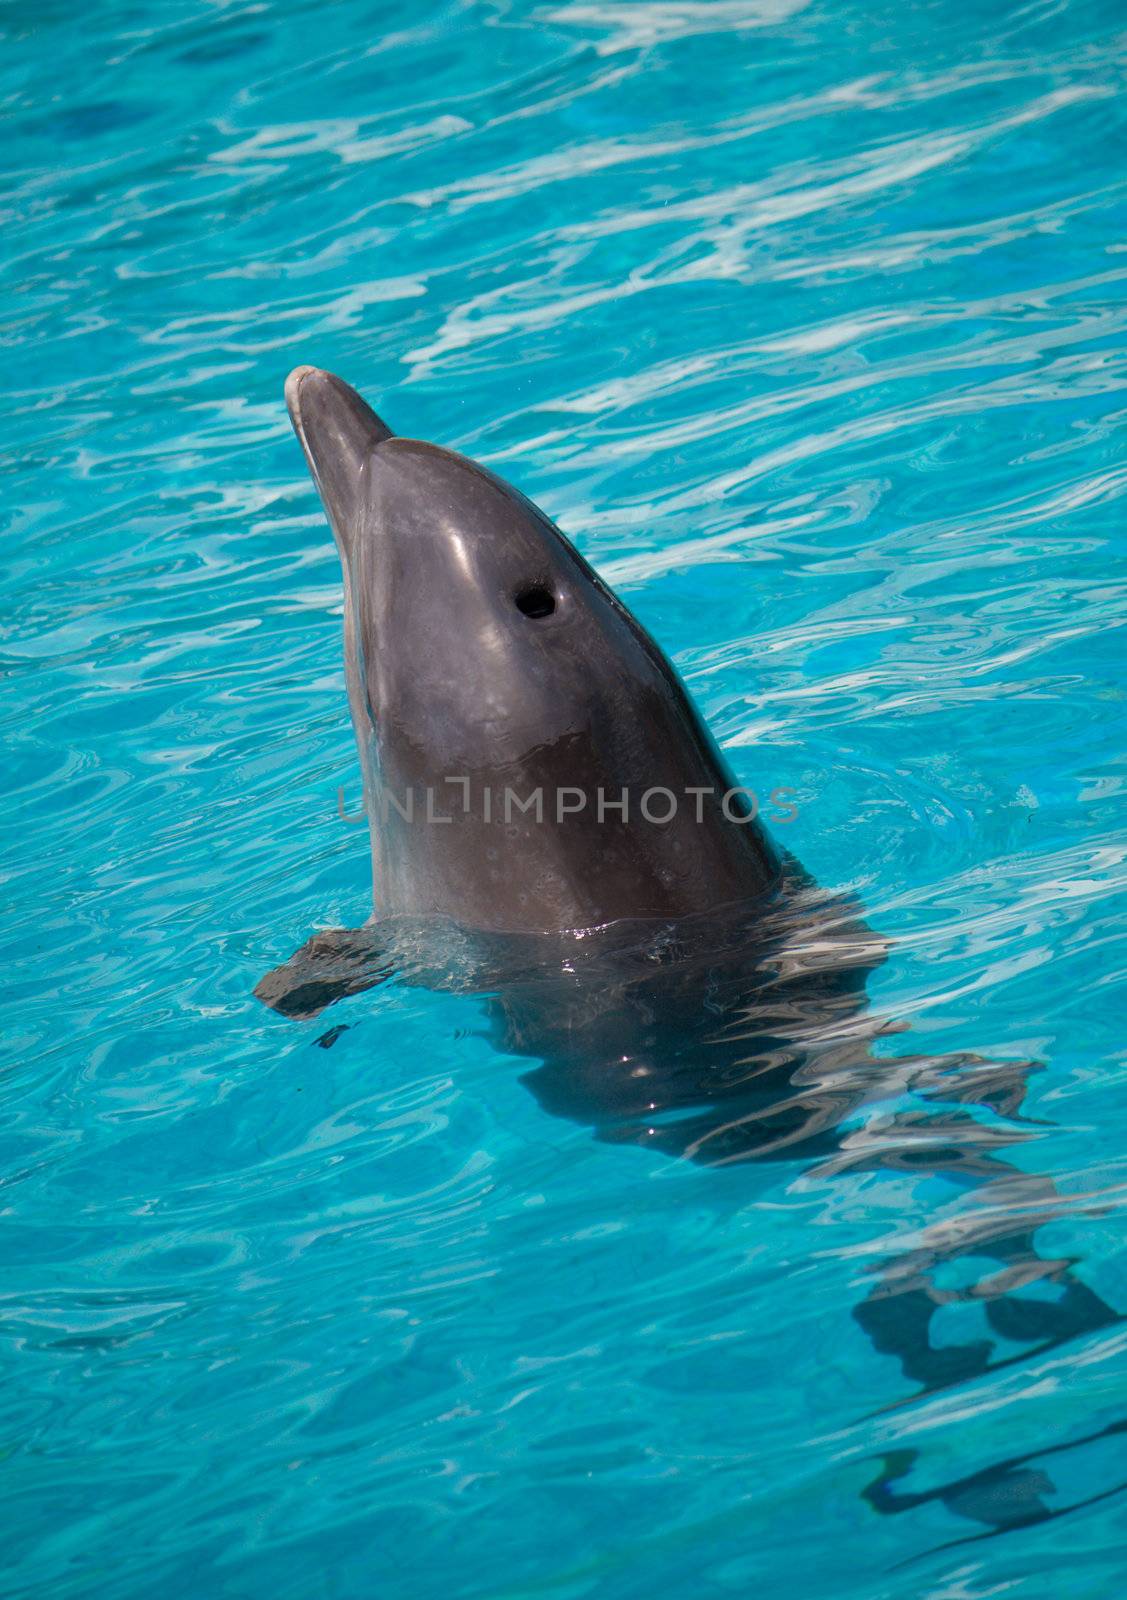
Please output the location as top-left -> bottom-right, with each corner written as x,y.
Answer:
285,367 -> 778,933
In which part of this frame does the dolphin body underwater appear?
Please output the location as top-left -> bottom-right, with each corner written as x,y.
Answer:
257,368 -> 1117,1538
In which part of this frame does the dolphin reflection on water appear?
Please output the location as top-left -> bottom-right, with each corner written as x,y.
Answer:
257,369 -> 1119,1545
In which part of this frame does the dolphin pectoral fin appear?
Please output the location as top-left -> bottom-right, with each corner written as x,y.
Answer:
254,927 -> 392,1020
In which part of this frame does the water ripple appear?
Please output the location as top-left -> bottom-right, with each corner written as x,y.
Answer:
2,0 -> 1126,1595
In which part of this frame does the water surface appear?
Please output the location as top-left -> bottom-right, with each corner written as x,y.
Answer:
3,1 -> 1126,1596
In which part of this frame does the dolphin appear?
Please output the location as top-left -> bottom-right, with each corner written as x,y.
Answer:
275,364 -> 780,935
256,368 -> 1117,1530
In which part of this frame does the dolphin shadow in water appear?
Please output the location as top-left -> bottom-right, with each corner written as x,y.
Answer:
255,369 -> 1118,1543
866,1417 -> 1127,1563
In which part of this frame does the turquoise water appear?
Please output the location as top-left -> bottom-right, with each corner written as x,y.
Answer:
4,0 -> 1127,1594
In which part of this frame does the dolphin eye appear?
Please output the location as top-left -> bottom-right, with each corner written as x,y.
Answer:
514,584 -> 556,619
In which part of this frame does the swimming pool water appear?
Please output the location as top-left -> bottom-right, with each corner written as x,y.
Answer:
3,1 -> 1126,1595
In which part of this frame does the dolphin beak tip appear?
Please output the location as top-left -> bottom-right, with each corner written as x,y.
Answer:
282,368 -> 395,533
285,364 -> 322,430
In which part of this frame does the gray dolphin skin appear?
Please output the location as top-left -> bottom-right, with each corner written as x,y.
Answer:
282,363 -> 778,934
256,369 -> 1117,1537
